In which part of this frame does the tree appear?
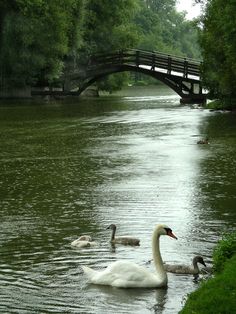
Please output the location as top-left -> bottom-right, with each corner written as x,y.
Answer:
0,0 -> 83,88
81,0 -> 138,54
200,0 -> 236,104
80,0 -> 139,92
135,0 -> 201,58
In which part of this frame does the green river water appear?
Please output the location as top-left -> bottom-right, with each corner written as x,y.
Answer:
0,86 -> 236,313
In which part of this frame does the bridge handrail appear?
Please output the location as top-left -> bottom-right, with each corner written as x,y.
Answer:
88,49 -> 201,78
90,49 -> 202,64
133,49 -> 201,63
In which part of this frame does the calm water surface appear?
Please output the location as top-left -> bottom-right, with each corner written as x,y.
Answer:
0,87 -> 236,313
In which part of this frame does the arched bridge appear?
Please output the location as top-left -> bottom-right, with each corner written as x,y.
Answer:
33,49 -> 207,103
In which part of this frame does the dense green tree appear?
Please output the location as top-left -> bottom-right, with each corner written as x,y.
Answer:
0,0 -> 83,88
135,0 -> 201,58
199,0 -> 236,104
80,0 -> 139,92
81,0 -> 138,54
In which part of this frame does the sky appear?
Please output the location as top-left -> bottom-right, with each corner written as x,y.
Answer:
176,0 -> 202,20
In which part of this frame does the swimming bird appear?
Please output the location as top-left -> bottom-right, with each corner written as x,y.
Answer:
106,224 -> 140,246
71,235 -> 97,248
197,138 -> 209,144
164,255 -> 206,275
81,224 -> 177,288
77,235 -> 92,242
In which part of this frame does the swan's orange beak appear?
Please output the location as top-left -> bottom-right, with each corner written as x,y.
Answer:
167,230 -> 177,240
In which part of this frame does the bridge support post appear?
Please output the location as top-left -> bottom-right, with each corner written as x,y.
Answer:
180,95 -> 206,104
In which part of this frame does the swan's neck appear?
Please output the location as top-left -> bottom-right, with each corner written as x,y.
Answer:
152,228 -> 166,278
111,228 -> 116,241
192,260 -> 200,272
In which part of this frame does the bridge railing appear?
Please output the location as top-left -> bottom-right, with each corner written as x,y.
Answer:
88,49 -> 201,79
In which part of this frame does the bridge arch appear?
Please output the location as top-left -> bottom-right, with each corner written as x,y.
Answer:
74,64 -> 199,100
67,50 -> 206,104
32,49 -> 207,103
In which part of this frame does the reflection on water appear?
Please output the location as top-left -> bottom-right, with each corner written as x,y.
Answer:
0,87 -> 236,313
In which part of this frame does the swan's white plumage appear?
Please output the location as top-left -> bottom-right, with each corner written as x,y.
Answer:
77,235 -> 92,242
81,224 -> 177,288
71,235 -> 97,248
82,261 -> 164,288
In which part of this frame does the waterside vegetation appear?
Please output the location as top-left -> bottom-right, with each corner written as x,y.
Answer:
179,231 -> 236,313
199,0 -> 236,109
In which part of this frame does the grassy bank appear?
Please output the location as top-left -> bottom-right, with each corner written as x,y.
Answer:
179,232 -> 236,314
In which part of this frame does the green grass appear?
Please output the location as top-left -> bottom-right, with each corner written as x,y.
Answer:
179,255 -> 236,314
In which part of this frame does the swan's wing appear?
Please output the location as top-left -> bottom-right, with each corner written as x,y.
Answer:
164,263 -> 194,274
81,264 -> 125,286
82,261 -> 164,288
71,240 -> 90,248
78,235 -> 92,241
110,261 -> 164,287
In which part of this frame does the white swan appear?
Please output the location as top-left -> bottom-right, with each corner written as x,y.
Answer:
107,224 -> 140,246
77,235 -> 92,242
164,255 -> 206,275
71,235 -> 97,248
81,224 -> 177,288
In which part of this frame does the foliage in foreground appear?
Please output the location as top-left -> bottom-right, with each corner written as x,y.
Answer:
212,232 -> 236,273
179,255 -> 236,314
179,231 -> 236,314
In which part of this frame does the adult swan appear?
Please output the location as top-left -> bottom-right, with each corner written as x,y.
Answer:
81,224 -> 177,288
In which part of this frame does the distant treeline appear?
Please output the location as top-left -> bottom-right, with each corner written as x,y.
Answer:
0,0 -> 201,94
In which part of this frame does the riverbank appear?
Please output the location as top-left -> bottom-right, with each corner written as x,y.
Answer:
205,99 -> 236,111
179,255 -> 236,314
179,232 -> 236,313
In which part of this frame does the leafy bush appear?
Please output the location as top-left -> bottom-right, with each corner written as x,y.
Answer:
213,232 -> 236,273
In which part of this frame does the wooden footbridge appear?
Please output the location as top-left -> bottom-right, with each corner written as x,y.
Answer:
32,49 -> 207,103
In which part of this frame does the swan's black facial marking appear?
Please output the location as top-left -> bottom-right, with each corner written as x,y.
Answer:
164,227 -> 178,239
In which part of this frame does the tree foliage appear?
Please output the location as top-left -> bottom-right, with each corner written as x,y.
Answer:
135,0 -> 200,58
79,0 -> 139,92
200,0 -> 236,104
0,0 -> 83,88
81,0 -> 138,54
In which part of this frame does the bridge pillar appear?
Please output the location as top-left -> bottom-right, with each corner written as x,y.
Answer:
180,95 -> 206,104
